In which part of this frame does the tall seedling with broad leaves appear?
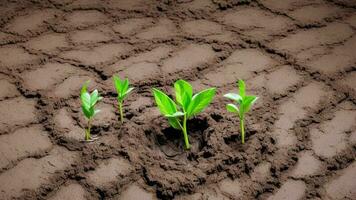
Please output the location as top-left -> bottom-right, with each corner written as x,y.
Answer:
113,75 -> 134,123
152,80 -> 216,149
80,81 -> 102,141
224,80 -> 258,144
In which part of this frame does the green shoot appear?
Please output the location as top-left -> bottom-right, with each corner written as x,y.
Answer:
152,80 -> 216,149
224,80 -> 258,144
113,75 -> 134,123
80,81 -> 102,141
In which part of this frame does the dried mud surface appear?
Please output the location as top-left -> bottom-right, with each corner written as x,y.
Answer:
0,0 -> 355,199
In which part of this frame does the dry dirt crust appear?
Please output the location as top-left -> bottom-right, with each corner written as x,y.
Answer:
0,0 -> 356,199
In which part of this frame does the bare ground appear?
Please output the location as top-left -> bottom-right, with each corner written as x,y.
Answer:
0,0 -> 355,199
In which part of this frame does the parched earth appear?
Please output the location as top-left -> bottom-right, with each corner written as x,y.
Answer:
0,0 -> 355,199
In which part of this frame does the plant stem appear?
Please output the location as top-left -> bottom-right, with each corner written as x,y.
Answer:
182,114 -> 190,150
85,119 -> 92,141
119,101 -> 123,123
240,116 -> 245,144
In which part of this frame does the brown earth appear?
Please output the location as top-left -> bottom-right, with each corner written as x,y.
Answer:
0,0 -> 355,199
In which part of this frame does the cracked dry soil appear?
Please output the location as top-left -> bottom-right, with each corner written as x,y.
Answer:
0,0 -> 355,199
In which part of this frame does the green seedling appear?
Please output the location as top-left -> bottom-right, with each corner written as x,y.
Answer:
80,81 -> 102,141
224,80 -> 258,144
152,80 -> 216,149
113,75 -> 134,123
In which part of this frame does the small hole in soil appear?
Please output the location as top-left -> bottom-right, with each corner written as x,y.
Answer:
90,126 -> 100,135
126,112 -> 134,120
162,127 -> 182,142
211,113 -> 223,122
158,117 -> 210,155
202,150 -> 214,158
188,117 -> 209,133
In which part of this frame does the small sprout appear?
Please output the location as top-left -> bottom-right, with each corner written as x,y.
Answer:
224,80 -> 258,144
152,79 -> 216,149
113,75 -> 134,123
80,81 -> 102,141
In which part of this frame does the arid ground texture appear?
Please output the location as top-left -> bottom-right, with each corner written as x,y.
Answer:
0,0 -> 355,199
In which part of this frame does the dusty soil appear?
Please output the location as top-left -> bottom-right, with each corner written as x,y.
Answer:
0,0 -> 355,199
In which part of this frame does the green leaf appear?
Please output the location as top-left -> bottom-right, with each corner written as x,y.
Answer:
122,78 -> 129,95
90,89 -> 99,107
238,80 -> 245,98
174,80 -> 193,111
80,81 -> 102,120
152,88 -> 177,115
89,106 -> 95,117
114,75 -> 133,102
82,105 -> 91,119
224,93 -> 242,103
113,75 -> 124,95
81,92 -> 91,110
165,111 -> 185,118
125,87 -> 134,95
226,103 -> 239,113
121,87 -> 134,101
168,118 -> 181,130
242,95 -> 258,113
187,88 -> 216,118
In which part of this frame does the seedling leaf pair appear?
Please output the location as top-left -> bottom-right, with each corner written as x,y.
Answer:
224,80 -> 258,144
80,81 -> 102,141
81,81 -> 102,119
113,75 -> 134,123
153,80 -> 216,149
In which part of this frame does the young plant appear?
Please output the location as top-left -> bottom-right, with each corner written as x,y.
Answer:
113,75 -> 134,123
152,80 -> 216,149
80,81 -> 102,141
224,80 -> 258,144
